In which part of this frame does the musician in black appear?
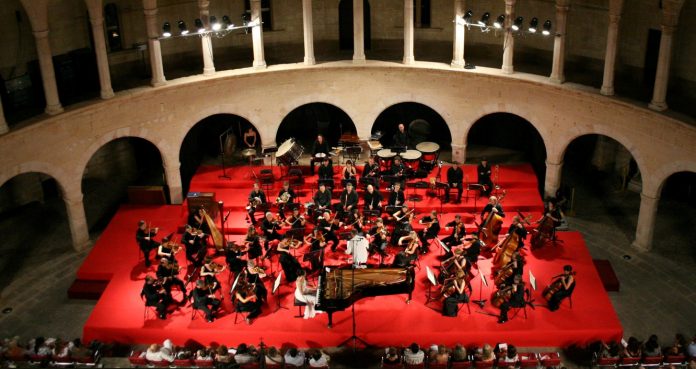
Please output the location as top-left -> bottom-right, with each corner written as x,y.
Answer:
445,162 -> 464,204
318,211 -> 340,251
361,156 -> 380,188
387,182 -> 406,208
183,225 -> 206,267
390,205 -> 414,245
224,241 -> 247,275
156,258 -> 187,301
245,260 -> 268,303
342,160 -> 358,188
140,275 -> 171,319
318,158 -> 334,184
541,200 -> 564,240
546,265 -> 575,312
136,220 -> 159,267
244,226 -> 263,260
363,184 -> 383,213
346,207 -> 364,235
285,207 -> 306,230
304,228 -> 327,271
441,215 -> 466,248
336,182 -> 359,214
477,159 -> 493,197
276,181 -> 295,220
261,212 -> 284,251
247,183 -> 267,226
391,156 -> 407,179
498,274 -> 526,324
461,234 -> 482,265
310,134 -> 331,175
276,237 -> 303,283
235,283 -> 262,325
495,249 -> 524,287
191,279 -> 221,322
508,216 -> 529,249
392,123 -> 409,149
157,238 -> 177,262
312,183 -> 332,220
480,196 -> 505,221
417,210 -> 440,254
188,207 -> 210,234
200,256 -> 225,292
368,218 -> 388,256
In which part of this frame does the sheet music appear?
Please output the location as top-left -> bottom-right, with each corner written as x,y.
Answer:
272,272 -> 283,293
481,273 -> 488,287
529,270 -> 537,291
426,266 -> 438,286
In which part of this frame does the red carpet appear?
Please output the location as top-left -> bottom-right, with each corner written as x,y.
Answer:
79,164 -> 623,348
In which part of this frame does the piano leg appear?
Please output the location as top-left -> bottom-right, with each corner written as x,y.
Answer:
327,312 -> 334,328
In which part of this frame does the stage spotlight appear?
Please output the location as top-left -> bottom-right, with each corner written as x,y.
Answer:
162,22 -> 171,37
222,15 -> 233,30
464,10 -> 473,24
494,14 -> 505,29
210,16 -> 221,31
529,17 -> 539,33
478,12 -> 490,27
177,20 -> 189,35
195,18 -> 205,33
542,19 -> 552,35
512,16 -> 523,31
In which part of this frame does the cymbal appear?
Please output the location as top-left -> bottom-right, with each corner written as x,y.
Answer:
242,148 -> 257,157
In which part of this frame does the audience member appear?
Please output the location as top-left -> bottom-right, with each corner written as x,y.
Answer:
308,349 -> 330,367
215,345 -> 232,365
665,334 -> 687,356
265,346 -> 284,366
644,335 -> 661,357
68,339 -> 93,361
384,346 -> 401,364
404,343 -> 425,365
687,335 -> 696,358
600,341 -> 621,359
451,344 -> 467,362
434,345 -> 450,364
284,347 -> 306,368
501,344 -> 518,363
195,348 -> 213,361
624,337 -> 642,358
479,344 -> 496,362
234,343 -> 258,364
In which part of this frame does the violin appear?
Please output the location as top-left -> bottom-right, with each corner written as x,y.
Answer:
209,261 -> 226,273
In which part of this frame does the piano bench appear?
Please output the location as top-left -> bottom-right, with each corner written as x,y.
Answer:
294,298 -> 307,318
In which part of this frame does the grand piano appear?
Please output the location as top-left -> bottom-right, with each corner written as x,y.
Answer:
315,266 -> 416,328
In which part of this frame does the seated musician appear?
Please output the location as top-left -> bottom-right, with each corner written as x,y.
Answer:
304,228 -> 327,271
136,220 -> 159,267
440,250 -> 469,284
417,210 -> 440,254
244,225 -> 263,260
507,216 -> 529,249
495,249 -> 524,287
317,158 -> 334,186
245,260 -> 268,303
188,207 -> 211,234
392,123 -> 409,149
387,182 -> 405,208
200,256 -> 225,292
342,160 -> 358,188
140,275 -> 171,320
336,182 -> 359,214
224,241 -> 247,275
285,207 -> 306,230
261,212 -> 284,251
390,205 -> 414,245
346,229 -> 370,268
310,134 -> 330,175
442,269 -> 469,317
540,200 -> 564,240
312,183 -> 332,219
235,282 -> 262,325
276,181 -> 296,220
363,184 -> 383,214
345,207 -> 364,235
361,156 -> 380,188
183,225 -> 206,267
367,218 -> 388,256
191,279 -> 221,322
546,265 -> 575,311
294,269 -> 319,319
391,156 -> 407,180
478,158 -> 493,197
247,182 -> 267,226
392,231 -> 419,267
156,258 -> 187,302
480,196 -> 505,223
317,211 -> 340,252
157,237 -> 178,262
243,127 -> 257,148
497,274 -> 525,324
442,215 -> 466,248
445,162 -> 464,204
277,236 -> 303,283
459,234 -> 482,265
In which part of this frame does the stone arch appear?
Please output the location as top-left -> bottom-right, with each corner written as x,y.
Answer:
652,161 -> 696,198
276,102 -> 358,148
370,101 -> 452,150
0,162 -> 72,198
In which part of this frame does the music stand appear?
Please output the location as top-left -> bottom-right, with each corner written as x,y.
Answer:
472,271 -> 488,309
272,272 -> 287,312
337,265 -> 373,351
424,266 -> 439,310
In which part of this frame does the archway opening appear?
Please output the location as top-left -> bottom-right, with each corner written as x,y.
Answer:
0,173 -> 72,292
560,134 -> 640,241
276,103 -> 357,151
82,137 -> 165,232
654,171 -> 696,261
466,113 -> 546,192
372,102 -> 452,152
180,114 -> 258,194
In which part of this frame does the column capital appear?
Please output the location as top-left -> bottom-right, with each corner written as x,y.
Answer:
660,24 -> 677,36
555,0 -> 571,11
545,159 -> 564,167
32,29 -> 49,40
504,0 -> 516,6
640,192 -> 660,202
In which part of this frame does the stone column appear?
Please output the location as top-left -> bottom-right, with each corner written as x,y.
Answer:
649,0 -> 685,111
302,0 -> 316,65
250,0 -> 267,68
631,193 -> 660,251
403,0 -> 415,64
600,0 -> 624,96
501,0 -> 516,74
65,194 -> 91,251
0,99 -> 8,135
353,0 -> 366,63
549,0 -> 570,84
164,162 -> 183,204
85,0 -> 115,99
198,0 -> 215,75
451,0 -> 465,68
143,0 -> 166,86
451,143 -> 466,164
544,160 -> 563,199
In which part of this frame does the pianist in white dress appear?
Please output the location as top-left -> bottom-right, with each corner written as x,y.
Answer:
346,230 -> 369,268
294,269 -> 318,319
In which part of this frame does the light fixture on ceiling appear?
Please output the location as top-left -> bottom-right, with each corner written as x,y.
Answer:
162,22 -> 171,37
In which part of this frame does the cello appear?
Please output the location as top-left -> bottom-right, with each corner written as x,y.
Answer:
531,215 -> 555,249
491,231 -> 520,271
477,191 -> 506,247
542,271 -> 576,301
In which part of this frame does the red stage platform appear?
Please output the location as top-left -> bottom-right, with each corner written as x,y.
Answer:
78,164 -> 623,348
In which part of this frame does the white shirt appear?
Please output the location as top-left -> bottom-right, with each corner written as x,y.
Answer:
404,349 -> 424,365
284,351 -> 306,367
346,235 -> 369,266
309,353 -> 330,367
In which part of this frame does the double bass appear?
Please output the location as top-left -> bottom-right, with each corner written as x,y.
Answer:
531,215 -> 555,249
477,191 -> 506,247
491,231 -> 520,270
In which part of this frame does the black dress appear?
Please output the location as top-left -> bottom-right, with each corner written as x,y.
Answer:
279,252 -> 302,283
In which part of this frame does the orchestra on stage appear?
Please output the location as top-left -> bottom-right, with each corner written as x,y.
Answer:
137,125 -> 573,326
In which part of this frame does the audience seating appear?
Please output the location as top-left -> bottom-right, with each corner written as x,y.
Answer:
474,360 -> 495,369
193,359 -> 216,367
518,352 -> 540,368
664,355 -> 688,367
641,355 -> 662,367
618,356 -> 640,367
450,361 -> 473,369
128,351 -> 148,367
173,358 -> 193,367
538,352 -> 562,368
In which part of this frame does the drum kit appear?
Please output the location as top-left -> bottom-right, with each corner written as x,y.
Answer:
374,141 -> 440,178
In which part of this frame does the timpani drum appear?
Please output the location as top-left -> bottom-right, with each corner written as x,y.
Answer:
377,149 -> 397,171
314,153 -> 327,159
401,149 -> 422,171
277,138 -> 304,166
416,141 -> 440,166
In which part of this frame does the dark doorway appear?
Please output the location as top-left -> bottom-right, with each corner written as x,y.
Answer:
339,0 -> 371,50
276,103 -> 356,151
372,102 -> 451,150
643,29 -> 661,90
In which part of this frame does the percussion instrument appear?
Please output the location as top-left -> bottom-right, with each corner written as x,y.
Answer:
368,140 -> 383,156
277,138 -> 304,166
377,149 -> 396,171
315,152 -> 327,159
416,141 -> 440,168
401,150 -> 422,171
242,148 -> 257,158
